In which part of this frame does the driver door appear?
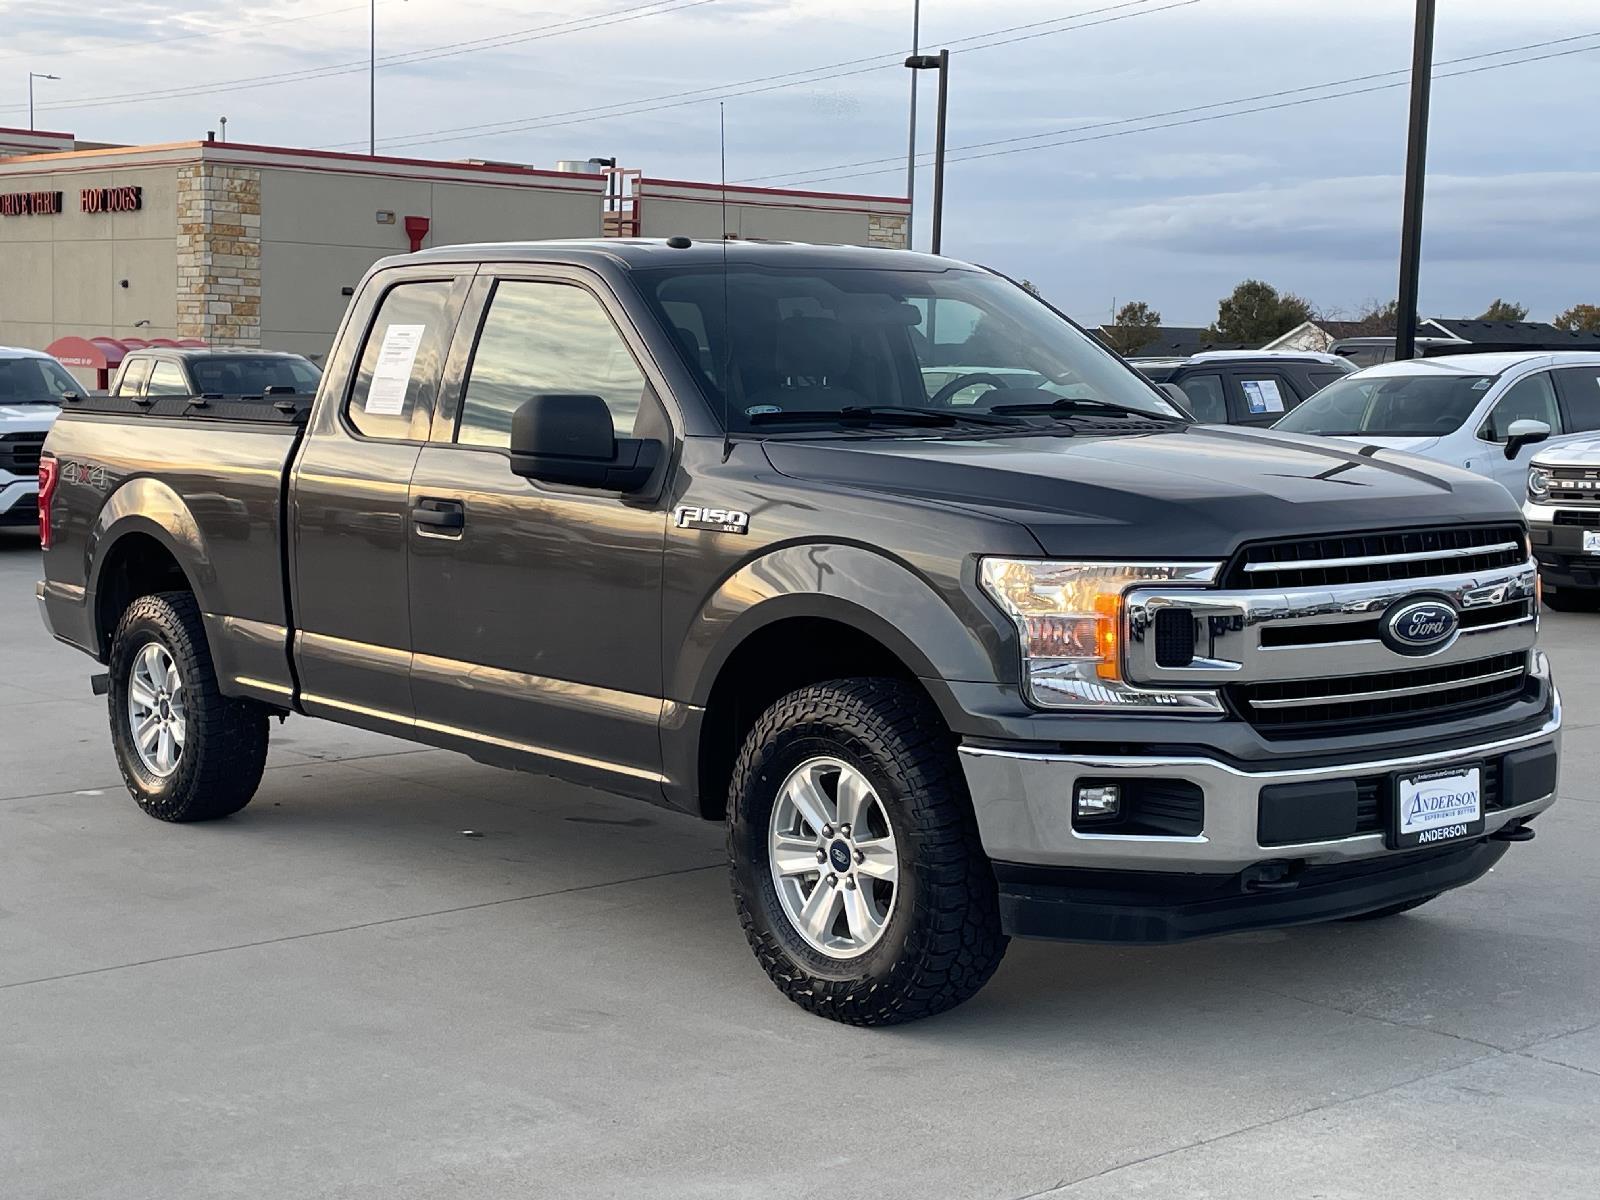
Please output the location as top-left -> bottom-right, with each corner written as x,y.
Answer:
1477,370 -> 1562,495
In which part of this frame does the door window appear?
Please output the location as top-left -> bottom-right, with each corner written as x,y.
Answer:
346,280 -> 456,441
1481,372 -> 1562,442
457,280 -> 648,447
147,361 -> 189,396
1177,373 -> 1227,423
1552,367 -> 1600,432
1234,375 -> 1290,418
115,358 -> 151,397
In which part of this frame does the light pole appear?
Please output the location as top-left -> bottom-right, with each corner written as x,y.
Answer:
369,0 -> 376,155
904,0 -> 921,248
28,72 -> 60,131
904,51 -> 949,254
1395,0 -> 1436,361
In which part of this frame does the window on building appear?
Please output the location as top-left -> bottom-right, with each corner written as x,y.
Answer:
457,280 -> 647,448
147,362 -> 189,396
346,280 -> 456,441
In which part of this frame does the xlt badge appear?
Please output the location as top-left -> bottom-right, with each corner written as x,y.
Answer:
675,505 -> 749,534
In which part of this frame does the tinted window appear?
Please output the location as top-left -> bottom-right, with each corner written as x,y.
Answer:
1178,373 -> 1227,423
0,356 -> 78,403
1553,367 -> 1600,433
1276,370 -> 1495,436
115,358 -> 152,397
1481,372 -> 1562,441
637,264 -> 1181,432
458,281 -> 647,448
1306,370 -> 1347,393
346,280 -> 455,441
189,355 -> 320,396
147,362 -> 189,396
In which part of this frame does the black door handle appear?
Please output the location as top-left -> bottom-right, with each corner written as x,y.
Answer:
412,499 -> 465,530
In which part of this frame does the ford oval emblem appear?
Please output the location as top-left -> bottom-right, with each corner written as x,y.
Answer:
1382,598 -> 1460,656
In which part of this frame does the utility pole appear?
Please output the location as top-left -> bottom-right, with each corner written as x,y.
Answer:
904,0 -> 921,249
1395,0 -> 1436,360
905,51 -> 950,254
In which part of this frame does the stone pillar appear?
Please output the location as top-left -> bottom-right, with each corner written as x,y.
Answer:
176,164 -> 262,347
867,213 -> 909,250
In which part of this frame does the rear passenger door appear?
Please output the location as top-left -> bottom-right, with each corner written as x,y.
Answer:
404,267 -> 673,797
290,267 -> 472,728
1224,371 -> 1295,426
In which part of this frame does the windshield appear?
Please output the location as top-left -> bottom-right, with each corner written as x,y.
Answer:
635,264 -> 1181,432
189,355 -> 321,395
1274,369 -> 1495,437
0,356 -> 79,405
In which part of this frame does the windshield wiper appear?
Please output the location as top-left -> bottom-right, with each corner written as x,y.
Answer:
988,397 -> 1185,422
748,405 -> 1024,428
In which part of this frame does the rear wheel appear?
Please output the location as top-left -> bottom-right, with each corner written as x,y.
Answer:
727,678 -> 1007,1025
107,592 -> 270,821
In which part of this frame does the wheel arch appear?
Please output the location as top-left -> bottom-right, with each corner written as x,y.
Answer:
87,479 -> 214,659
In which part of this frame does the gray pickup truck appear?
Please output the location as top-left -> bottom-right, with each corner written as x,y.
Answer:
37,240 -> 1562,1025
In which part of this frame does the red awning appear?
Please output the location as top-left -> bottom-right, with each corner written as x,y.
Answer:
45,335 -> 205,369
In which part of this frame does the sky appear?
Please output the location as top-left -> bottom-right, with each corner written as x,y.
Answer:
3,0 -> 1597,327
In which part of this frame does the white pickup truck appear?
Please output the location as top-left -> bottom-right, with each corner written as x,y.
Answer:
1527,433 -> 1600,609
0,347 -> 75,528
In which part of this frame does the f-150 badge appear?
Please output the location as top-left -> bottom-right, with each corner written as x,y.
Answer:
675,505 -> 749,534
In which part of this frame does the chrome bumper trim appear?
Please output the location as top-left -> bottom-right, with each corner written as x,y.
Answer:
958,697 -> 1561,873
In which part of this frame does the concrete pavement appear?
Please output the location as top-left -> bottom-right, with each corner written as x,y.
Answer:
1,528 -> 1595,1199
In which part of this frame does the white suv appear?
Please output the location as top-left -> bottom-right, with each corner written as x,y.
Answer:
0,348 -> 77,529
1272,351 -> 1600,497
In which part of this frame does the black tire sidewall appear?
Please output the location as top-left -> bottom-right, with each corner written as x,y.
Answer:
108,598 -> 209,818
732,724 -> 923,986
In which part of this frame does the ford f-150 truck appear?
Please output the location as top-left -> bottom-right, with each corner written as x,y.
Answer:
37,240 -> 1562,1025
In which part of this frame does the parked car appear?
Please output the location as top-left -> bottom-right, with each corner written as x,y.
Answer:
38,240 -> 1560,1025
1525,435 -> 1600,609
1274,351 -> 1600,497
0,347 -> 77,528
1131,351 -> 1356,425
110,347 -> 321,400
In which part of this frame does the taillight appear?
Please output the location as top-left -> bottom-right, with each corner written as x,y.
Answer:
38,453 -> 59,549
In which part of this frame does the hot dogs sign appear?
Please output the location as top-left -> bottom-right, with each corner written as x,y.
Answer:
0,185 -> 142,217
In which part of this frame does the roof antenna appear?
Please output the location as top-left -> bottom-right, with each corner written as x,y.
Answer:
719,101 -> 734,463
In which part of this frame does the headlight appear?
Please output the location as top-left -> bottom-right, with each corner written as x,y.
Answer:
979,559 -> 1224,712
1527,466 -> 1550,502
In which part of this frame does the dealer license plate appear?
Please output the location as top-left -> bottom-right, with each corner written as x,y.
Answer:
1392,766 -> 1484,849
1583,530 -> 1600,554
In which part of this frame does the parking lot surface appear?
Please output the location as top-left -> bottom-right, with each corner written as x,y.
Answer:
2,529 -> 1596,1199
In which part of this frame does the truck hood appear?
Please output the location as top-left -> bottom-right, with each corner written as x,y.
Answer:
1320,433 -> 1443,456
761,426 -> 1522,558
0,403 -> 61,434
1533,433 -> 1600,466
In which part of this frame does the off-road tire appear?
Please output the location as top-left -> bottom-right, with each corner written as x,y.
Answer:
1543,587 -> 1600,613
728,678 -> 1007,1025
1339,893 -> 1439,922
107,591 -> 269,821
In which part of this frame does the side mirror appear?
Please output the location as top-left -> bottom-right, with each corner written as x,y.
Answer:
508,393 -> 663,492
1157,382 -> 1194,419
1504,418 -> 1551,460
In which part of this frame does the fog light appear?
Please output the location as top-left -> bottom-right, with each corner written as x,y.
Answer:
1074,783 -> 1122,820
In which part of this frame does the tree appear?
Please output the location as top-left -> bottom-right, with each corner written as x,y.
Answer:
1104,300 -> 1162,355
1207,280 -> 1313,345
1352,298 -> 1400,333
1478,298 -> 1529,322
1554,304 -> 1600,333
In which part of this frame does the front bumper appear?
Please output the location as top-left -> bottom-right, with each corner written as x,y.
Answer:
958,695 -> 1561,875
1526,500 -> 1600,591
0,477 -> 39,525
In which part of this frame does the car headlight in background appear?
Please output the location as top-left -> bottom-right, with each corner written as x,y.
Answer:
979,559 -> 1224,712
1527,466 -> 1551,503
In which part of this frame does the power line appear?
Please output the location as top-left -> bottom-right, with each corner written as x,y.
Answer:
749,30 -> 1600,187
346,0 -> 1198,153
0,1 -> 383,65
4,0 -> 717,115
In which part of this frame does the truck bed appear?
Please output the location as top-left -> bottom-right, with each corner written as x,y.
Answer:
38,404 -> 305,705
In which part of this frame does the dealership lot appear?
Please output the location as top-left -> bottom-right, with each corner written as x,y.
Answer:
1,529 -> 1596,1199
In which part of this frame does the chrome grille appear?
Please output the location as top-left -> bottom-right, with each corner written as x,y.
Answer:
0,431 -> 44,475
1224,524 -> 1524,588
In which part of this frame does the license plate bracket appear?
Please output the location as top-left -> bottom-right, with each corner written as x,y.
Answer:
1390,764 -> 1485,849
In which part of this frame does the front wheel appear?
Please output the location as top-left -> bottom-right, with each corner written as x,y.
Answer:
107,591 -> 270,821
727,679 -> 1007,1025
